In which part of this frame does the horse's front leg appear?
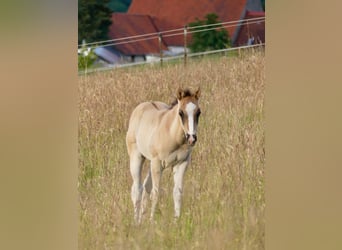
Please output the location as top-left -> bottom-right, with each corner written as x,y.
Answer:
173,160 -> 189,218
150,158 -> 162,221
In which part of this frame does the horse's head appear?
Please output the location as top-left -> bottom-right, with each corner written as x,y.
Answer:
176,87 -> 201,146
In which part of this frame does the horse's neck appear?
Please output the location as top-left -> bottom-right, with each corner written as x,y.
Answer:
167,106 -> 185,144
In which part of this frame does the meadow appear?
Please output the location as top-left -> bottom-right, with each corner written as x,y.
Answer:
78,50 -> 265,249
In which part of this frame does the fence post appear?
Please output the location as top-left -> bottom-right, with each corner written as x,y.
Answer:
158,33 -> 163,66
184,25 -> 188,67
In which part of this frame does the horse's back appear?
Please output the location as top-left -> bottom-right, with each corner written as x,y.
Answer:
126,101 -> 169,156
128,101 -> 169,127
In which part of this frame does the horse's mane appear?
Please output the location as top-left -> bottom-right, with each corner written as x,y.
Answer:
169,88 -> 194,108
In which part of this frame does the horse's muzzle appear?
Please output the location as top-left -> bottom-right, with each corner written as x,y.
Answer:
186,134 -> 197,146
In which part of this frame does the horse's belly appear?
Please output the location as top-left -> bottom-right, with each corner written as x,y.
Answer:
135,131 -> 154,159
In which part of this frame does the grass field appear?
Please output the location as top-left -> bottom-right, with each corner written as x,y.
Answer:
78,50 -> 265,249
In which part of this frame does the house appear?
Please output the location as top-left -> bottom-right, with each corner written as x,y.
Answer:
108,13 -> 169,63
93,46 -> 122,65
128,0 -> 264,45
233,10 -> 265,46
106,0 -> 265,63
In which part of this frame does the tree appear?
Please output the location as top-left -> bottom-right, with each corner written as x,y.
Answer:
188,13 -> 230,53
108,0 -> 132,12
78,0 -> 112,44
261,0 -> 265,11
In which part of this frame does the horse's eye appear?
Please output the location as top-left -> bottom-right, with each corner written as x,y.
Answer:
179,110 -> 184,118
196,110 -> 201,117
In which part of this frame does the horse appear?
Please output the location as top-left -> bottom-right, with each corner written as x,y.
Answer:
126,87 -> 201,223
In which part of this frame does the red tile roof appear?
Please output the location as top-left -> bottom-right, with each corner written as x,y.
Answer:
246,11 -> 265,17
128,0 -> 248,41
151,17 -> 185,46
108,1 -> 265,55
108,13 -> 168,55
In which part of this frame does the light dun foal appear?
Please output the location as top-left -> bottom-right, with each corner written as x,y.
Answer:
126,87 -> 201,223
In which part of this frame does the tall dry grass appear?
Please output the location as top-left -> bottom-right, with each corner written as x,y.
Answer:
79,50 -> 265,249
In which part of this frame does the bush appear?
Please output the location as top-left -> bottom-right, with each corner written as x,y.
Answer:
188,13 -> 231,53
78,47 -> 97,71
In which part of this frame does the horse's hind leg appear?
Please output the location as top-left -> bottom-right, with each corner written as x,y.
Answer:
140,168 -> 152,221
150,159 -> 162,221
129,147 -> 145,224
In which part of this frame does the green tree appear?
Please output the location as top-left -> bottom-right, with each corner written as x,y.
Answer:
188,13 -> 230,53
78,0 -> 112,44
108,0 -> 132,12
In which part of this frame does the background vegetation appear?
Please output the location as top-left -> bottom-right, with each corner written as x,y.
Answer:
79,50 -> 265,249
78,47 -> 98,71
78,0 -> 113,44
188,13 -> 231,53
108,0 -> 132,12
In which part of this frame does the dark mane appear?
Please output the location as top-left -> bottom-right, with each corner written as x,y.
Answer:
169,88 -> 194,108
182,88 -> 193,98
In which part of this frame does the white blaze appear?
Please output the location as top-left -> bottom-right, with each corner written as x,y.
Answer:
185,102 -> 196,135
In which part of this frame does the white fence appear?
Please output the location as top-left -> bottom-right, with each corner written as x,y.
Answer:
78,16 -> 265,75
78,43 -> 265,75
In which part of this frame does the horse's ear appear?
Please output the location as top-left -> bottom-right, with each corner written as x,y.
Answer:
176,87 -> 183,100
195,87 -> 201,99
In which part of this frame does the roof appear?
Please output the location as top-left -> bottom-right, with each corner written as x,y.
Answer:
108,13 -> 168,55
128,0 -> 263,43
108,0 -> 264,55
151,17 -> 185,46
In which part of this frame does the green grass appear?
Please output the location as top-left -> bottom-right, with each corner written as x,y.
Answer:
79,50 -> 265,249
